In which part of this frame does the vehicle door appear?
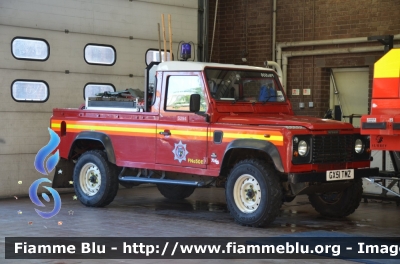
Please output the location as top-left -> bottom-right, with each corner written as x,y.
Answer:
156,72 -> 209,168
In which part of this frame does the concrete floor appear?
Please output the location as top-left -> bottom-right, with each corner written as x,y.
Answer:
1,185 -> 399,264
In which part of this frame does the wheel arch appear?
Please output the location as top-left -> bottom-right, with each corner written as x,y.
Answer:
221,139 -> 284,175
69,131 -> 116,164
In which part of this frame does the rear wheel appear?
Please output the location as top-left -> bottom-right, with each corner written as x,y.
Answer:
73,150 -> 119,207
157,184 -> 196,200
225,159 -> 282,227
308,178 -> 363,218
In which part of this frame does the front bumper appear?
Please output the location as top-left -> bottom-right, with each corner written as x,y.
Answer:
288,167 -> 379,184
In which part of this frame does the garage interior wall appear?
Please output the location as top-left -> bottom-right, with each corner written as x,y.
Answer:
208,0 -> 400,117
0,0 -> 198,197
330,68 -> 369,127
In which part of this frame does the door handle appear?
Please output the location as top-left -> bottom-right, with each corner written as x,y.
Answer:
159,130 -> 171,136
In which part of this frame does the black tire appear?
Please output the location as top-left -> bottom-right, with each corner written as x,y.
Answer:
73,150 -> 119,207
308,178 -> 363,218
157,184 -> 196,200
225,159 -> 282,227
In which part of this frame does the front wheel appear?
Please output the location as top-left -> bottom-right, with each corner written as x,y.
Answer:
308,178 -> 363,218
225,159 -> 282,227
73,150 -> 119,207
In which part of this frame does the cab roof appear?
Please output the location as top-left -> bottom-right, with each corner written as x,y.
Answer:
156,61 -> 275,72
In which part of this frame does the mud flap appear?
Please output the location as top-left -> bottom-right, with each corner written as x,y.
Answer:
52,158 -> 75,188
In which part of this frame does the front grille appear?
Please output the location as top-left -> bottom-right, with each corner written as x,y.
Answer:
312,135 -> 354,163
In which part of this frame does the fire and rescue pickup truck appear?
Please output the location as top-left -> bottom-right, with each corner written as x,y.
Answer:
51,61 -> 378,227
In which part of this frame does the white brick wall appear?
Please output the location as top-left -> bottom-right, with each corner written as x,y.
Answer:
0,0 -> 198,197
0,0 -> 197,41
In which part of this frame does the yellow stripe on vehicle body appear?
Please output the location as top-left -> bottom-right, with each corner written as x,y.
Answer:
223,132 -> 283,141
157,129 -> 208,137
51,122 -> 283,144
66,124 -> 156,134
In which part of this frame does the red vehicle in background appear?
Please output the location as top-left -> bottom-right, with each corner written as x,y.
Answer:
361,48 -> 400,150
51,60 -> 377,227
360,48 -> 400,203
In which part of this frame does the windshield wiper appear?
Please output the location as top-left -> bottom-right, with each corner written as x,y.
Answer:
231,99 -> 252,104
261,96 -> 279,105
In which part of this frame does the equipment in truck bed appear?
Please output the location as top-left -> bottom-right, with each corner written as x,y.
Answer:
85,88 -> 144,112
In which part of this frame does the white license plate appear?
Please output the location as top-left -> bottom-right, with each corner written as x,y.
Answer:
326,169 -> 354,181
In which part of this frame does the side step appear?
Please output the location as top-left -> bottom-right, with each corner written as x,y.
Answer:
118,176 -> 205,187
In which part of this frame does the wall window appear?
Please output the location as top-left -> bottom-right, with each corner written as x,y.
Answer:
11,80 -> 49,102
84,44 -> 116,65
84,83 -> 115,99
11,37 -> 50,61
166,76 -> 206,112
145,49 -> 172,65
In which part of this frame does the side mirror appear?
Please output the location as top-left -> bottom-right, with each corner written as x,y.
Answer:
189,94 -> 201,112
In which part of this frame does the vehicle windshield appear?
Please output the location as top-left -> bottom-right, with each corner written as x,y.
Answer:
205,68 -> 285,103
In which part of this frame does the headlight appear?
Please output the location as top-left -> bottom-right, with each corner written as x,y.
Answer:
355,139 -> 364,154
298,140 -> 308,156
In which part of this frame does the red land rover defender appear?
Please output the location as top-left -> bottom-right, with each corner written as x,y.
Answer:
51,61 -> 378,227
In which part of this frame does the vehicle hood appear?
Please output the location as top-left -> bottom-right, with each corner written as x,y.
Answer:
216,114 -> 354,131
